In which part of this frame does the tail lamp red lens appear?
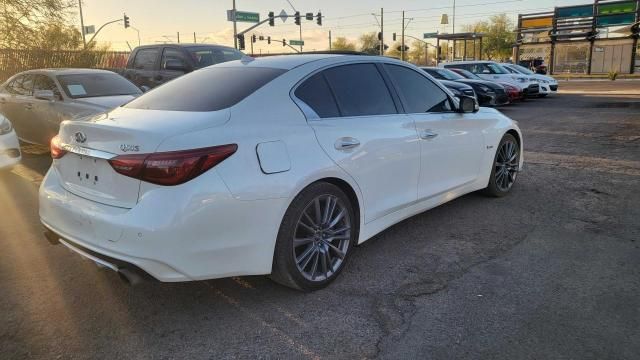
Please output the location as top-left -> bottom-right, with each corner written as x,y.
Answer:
50,135 -> 67,159
108,144 -> 237,186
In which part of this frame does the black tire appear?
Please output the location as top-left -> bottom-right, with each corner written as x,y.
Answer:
483,133 -> 520,197
271,182 -> 356,291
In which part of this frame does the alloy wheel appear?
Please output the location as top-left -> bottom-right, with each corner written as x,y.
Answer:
293,194 -> 351,282
495,139 -> 519,192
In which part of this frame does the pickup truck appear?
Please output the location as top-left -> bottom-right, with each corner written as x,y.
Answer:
123,44 -> 244,89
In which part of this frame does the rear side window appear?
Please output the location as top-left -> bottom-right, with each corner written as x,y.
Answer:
323,63 -> 397,117
7,75 -> 33,96
294,72 -> 339,118
125,67 -> 286,111
133,48 -> 159,70
161,48 -> 188,69
385,65 -> 451,113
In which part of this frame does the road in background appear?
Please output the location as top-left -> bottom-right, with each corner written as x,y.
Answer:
1,81 -> 639,359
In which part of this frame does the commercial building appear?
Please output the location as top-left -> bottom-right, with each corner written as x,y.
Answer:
515,0 -> 639,74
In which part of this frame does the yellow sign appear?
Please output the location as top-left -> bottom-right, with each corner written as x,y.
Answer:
521,17 -> 553,29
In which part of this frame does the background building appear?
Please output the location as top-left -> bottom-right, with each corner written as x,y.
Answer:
515,0 -> 639,74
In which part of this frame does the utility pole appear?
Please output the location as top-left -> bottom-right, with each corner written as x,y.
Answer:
250,34 -> 254,55
380,8 -> 384,55
177,32 -> 180,43
232,0 -> 238,49
401,11 -> 405,61
78,0 -> 86,48
452,0 -> 456,34
194,32 -> 196,43
329,30 -> 332,50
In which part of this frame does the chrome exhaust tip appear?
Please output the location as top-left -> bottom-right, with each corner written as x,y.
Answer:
118,268 -> 144,286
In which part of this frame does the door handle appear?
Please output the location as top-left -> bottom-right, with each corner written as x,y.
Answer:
334,137 -> 360,150
419,130 -> 438,140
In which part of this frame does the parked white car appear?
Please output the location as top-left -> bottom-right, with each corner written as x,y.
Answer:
501,63 -> 558,96
0,69 -> 142,145
0,114 -> 21,169
40,54 -> 523,291
440,60 -> 543,97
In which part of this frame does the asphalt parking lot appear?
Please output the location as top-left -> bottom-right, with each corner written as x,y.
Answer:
1,81 -> 639,359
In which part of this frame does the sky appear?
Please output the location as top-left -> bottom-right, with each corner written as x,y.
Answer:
77,0 -> 594,52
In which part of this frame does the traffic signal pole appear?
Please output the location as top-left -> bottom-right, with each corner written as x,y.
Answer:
78,0 -> 86,48
232,0 -> 238,49
86,18 -> 125,47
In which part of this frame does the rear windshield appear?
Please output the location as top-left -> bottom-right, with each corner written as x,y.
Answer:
57,73 -> 142,99
424,68 -> 463,81
125,67 -> 286,111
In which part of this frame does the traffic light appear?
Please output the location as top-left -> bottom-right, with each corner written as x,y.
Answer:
123,13 -> 130,28
316,12 -> 322,26
267,36 -> 271,44
259,35 -> 264,41
237,34 -> 245,50
268,11 -> 275,26
251,34 -> 256,43
283,39 -> 287,47
392,33 -> 397,41
294,11 -> 301,26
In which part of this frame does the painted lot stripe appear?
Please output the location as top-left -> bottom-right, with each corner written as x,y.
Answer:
525,129 -> 640,142
11,164 -> 44,185
527,151 -> 640,176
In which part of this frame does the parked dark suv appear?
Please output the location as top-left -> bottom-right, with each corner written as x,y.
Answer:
123,44 -> 244,89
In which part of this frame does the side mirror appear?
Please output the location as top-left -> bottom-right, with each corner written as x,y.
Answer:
457,95 -> 479,113
34,89 -> 56,102
140,85 -> 150,93
164,59 -> 187,72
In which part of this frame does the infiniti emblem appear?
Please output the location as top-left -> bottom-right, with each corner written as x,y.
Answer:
74,131 -> 87,143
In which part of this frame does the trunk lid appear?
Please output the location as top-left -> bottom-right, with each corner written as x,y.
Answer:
55,107 -> 230,208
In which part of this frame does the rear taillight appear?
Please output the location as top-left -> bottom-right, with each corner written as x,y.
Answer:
108,144 -> 237,186
50,135 -> 67,159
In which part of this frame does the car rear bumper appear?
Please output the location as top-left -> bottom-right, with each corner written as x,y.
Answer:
39,166 -> 288,282
0,130 -> 21,169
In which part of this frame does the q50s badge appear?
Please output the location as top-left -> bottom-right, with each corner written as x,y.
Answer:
120,144 -> 140,152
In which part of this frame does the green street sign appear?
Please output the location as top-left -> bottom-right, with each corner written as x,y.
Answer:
290,40 -> 304,46
423,32 -> 438,39
234,11 -> 260,23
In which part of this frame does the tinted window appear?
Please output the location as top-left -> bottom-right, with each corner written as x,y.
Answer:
323,63 -> 396,117
386,65 -> 451,113
133,48 -> 159,70
57,73 -> 142,99
161,48 -> 188,69
294,72 -> 339,118
423,68 -> 463,81
187,47 -> 243,69
33,75 -> 61,99
125,67 -> 286,112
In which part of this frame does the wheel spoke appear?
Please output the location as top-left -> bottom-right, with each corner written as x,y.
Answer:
297,220 -> 316,234
310,250 -> 320,280
325,241 -> 346,259
328,208 -> 346,228
329,226 -> 351,235
302,210 -> 318,229
314,197 -> 322,225
320,249 -> 328,278
293,237 -> 314,247
296,245 -> 315,267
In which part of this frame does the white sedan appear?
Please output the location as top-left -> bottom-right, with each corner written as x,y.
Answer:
40,54 -> 523,291
0,114 -> 21,169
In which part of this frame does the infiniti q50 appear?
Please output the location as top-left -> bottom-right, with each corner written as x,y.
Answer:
40,54 -> 523,291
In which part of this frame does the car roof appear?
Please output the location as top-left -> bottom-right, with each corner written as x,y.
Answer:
134,43 -> 238,50
20,68 -> 119,76
442,60 -> 497,65
216,54 -> 404,70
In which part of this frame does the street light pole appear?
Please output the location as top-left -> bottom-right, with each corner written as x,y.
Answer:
78,0 -> 86,48
380,8 -> 384,55
453,0 -> 456,34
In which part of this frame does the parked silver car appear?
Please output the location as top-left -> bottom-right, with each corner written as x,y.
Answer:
0,69 -> 142,145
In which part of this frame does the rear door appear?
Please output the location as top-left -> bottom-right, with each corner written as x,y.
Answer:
298,62 -> 420,223
383,64 -> 486,199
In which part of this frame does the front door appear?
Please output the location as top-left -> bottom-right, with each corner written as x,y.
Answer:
295,63 -> 420,223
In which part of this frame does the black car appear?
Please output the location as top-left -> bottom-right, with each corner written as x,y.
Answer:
439,80 -> 476,99
421,67 -> 509,106
123,44 -> 244,89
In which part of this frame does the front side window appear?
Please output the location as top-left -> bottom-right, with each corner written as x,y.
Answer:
125,67 -> 286,112
33,75 -> 61,98
483,63 -> 508,74
57,73 -> 142,99
322,63 -> 397,117
386,64 -> 451,113
133,48 -> 159,70
294,72 -> 340,118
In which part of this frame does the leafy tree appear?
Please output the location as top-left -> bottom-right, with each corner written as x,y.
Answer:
407,40 -> 436,66
463,14 -> 516,61
33,22 -> 83,51
358,32 -> 379,55
331,37 -> 356,51
1,0 -> 78,50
